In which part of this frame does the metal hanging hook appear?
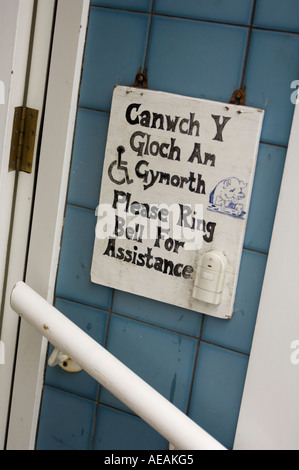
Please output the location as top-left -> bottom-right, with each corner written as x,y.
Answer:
134,72 -> 148,89
230,89 -> 247,106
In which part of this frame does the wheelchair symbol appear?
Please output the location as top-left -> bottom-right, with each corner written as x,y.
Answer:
108,146 -> 133,186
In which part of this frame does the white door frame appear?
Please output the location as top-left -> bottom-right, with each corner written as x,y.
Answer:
6,0 -> 90,450
234,100 -> 299,450
0,0 -> 34,305
4,0 -> 299,450
0,0 -> 56,449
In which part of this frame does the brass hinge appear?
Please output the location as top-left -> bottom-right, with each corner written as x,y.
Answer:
9,107 -> 39,173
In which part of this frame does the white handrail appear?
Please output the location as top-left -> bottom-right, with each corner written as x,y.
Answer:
10,281 -> 226,451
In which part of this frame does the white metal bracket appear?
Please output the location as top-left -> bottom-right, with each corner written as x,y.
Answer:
48,347 -> 82,373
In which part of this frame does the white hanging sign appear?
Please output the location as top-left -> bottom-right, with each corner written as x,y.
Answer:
91,86 -> 264,319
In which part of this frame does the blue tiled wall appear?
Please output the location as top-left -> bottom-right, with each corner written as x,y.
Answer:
36,0 -> 297,450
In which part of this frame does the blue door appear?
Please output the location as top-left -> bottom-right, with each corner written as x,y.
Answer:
36,0 -> 298,450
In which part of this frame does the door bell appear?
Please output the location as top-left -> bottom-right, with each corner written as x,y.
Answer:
193,251 -> 227,305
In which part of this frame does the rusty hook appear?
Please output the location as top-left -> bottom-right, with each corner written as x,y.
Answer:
134,72 -> 148,89
230,89 -> 246,106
